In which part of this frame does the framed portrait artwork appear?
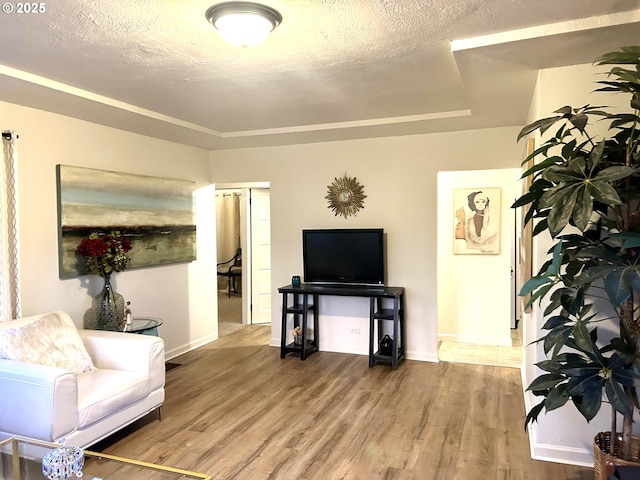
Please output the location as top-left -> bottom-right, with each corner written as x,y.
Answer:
453,187 -> 501,254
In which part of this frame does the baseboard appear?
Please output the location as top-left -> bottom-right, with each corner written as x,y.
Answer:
269,337 -> 438,363
165,333 -> 218,361
438,332 -> 512,347
407,350 -> 439,362
523,382 -> 594,468
531,441 -> 593,468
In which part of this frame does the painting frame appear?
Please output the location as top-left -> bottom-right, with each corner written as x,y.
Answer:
56,164 -> 196,279
453,187 -> 501,255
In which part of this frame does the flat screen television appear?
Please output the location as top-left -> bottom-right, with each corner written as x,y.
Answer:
302,228 -> 385,286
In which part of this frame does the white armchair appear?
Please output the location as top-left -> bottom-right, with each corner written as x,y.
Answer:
0,311 -> 165,448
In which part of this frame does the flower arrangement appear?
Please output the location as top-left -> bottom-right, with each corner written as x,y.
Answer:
76,231 -> 132,276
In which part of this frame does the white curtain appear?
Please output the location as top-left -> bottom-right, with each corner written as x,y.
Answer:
0,132 -> 21,322
216,192 -> 240,290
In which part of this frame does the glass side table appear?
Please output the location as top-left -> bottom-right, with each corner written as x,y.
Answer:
124,317 -> 163,336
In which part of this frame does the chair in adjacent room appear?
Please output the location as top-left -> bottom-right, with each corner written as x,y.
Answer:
217,248 -> 242,297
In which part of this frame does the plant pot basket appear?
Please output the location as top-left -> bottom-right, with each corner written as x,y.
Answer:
594,431 -> 640,480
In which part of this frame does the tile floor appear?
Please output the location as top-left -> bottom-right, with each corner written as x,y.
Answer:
437,327 -> 522,368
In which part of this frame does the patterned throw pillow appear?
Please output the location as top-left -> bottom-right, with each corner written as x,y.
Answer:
0,312 -> 94,374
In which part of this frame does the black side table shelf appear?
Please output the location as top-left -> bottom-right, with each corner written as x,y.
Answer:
369,296 -> 405,370
280,291 -> 319,360
278,284 -> 405,369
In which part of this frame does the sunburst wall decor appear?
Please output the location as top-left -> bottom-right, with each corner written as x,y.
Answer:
325,172 -> 366,218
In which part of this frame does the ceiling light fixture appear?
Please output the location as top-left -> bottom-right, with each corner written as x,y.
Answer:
205,2 -> 282,48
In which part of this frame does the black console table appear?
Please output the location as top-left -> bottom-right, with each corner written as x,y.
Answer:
278,284 -> 405,369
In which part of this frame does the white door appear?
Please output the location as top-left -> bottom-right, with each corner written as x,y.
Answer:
250,189 -> 271,324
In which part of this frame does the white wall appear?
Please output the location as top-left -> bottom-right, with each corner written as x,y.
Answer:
208,128 -> 522,361
437,168 -> 521,346
524,63 -> 639,466
2,101 -> 218,359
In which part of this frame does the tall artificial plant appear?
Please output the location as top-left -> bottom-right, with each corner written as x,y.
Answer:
515,46 -> 640,460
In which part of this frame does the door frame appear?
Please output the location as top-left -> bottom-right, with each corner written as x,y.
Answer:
215,181 -> 270,326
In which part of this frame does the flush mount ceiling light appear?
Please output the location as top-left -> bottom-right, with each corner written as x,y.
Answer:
205,2 -> 282,48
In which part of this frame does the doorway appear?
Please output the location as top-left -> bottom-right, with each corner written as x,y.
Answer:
435,168 -> 522,367
215,184 -> 272,337
216,189 -> 243,336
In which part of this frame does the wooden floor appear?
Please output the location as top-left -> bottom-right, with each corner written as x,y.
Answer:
98,326 -> 593,480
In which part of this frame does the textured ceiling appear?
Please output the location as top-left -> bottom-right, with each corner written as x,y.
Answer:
1,0 -> 640,149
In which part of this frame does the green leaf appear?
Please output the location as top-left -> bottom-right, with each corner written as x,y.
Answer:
573,388 -> 602,422
519,275 -> 554,296
525,400 -> 546,429
533,219 -> 549,237
594,166 -> 636,182
539,184 -> 573,209
548,187 -> 579,237
520,144 -> 555,167
520,156 -> 563,179
569,113 -> 588,132
604,268 -> 633,307
527,373 -> 564,392
517,116 -> 562,141
573,322 -> 595,354
512,190 -> 540,208
607,114 -> 640,129
554,106 -> 572,115
616,232 -> 640,248
541,315 -> 570,330
587,180 -> 623,205
589,141 -> 605,169
545,384 -> 571,411
571,186 -> 592,231
574,265 -> 617,285
595,47 -> 640,65
612,368 -> 640,387
524,282 -> 555,310
544,327 -> 571,357
562,139 -> 578,160
568,156 -> 587,176
549,240 -> 563,276
542,166 -> 583,183
605,380 -> 634,419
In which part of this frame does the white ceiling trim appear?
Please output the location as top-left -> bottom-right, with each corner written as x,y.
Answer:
220,110 -> 473,138
451,9 -> 640,51
0,64 -> 223,137
0,63 -> 472,140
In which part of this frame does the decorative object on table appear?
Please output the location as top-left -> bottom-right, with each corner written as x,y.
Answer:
123,301 -> 133,332
513,46 -> 640,475
292,275 -> 301,287
41,439 -> 84,479
292,326 -> 302,345
77,231 -> 132,331
57,164 -> 196,279
379,334 -> 393,356
325,172 -> 366,218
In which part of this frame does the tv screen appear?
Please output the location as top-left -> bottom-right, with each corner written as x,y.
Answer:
302,229 -> 385,286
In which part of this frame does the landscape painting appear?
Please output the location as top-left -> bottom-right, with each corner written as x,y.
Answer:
57,164 -> 196,278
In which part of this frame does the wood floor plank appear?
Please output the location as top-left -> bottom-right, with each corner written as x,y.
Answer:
97,325 -> 593,479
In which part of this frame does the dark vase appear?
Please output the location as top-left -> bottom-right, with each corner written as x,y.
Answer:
379,334 -> 394,356
91,273 -> 125,331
